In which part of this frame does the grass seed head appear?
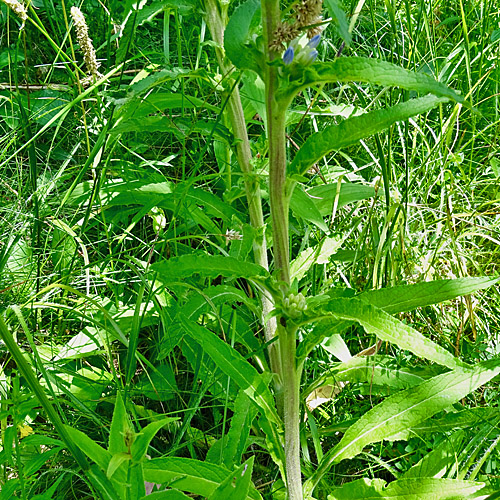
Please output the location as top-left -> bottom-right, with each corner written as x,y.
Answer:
2,0 -> 27,28
71,6 -> 100,80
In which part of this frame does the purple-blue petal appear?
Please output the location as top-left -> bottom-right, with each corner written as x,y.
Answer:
283,46 -> 294,65
307,34 -> 321,48
309,49 -> 318,62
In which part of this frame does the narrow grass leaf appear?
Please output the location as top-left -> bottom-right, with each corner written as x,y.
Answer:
305,358 -> 500,494
288,95 -> 450,177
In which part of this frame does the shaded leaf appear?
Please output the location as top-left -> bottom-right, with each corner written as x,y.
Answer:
224,0 -> 261,72
131,418 -> 178,462
207,457 -> 255,500
307,183 -> 376,217
153,255 -> 269,282
290,186 -> 330,232
324,0 -> 352,47
316,298 -> 465,369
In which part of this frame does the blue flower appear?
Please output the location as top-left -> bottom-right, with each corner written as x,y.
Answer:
307,35 -> 321,49
283,46 -> 295,65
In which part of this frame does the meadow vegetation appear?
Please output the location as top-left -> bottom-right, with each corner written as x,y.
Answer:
0,0 -> 500,498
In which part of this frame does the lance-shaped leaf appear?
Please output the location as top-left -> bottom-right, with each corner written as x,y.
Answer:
177,315 -> 285,474
304,357 -> 500,495
326,477 -> 485,500
280,57 -> 465,102
178,315 -> 280,426
358,276 -> 499,314
288,95 -> 450,177
317,298 -> 465,369
298,277 -> 497,363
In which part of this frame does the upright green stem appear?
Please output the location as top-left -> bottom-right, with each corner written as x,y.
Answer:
262,2 -> 303,499
203,0 -> 281,380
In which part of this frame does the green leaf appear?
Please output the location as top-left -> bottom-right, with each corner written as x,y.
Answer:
224,0 -> 261,72
318,298 -> 464,369
389,407 -> 500,440
307,183 -> 376,216
87,465 -> 122,500
324,0 -> 352,47
307,356 -> 427,394
403,430 -> 465,479
291,236 -> 345,282
152,255 -> 269,282
129,462 -> 147,500
288,95 -> 450,177
143,457 -> 261,500
108,392 -> 130,455
143,490 -> 192,500
281,57 -> 465,102
326,477 -> 485,500
222,390 -> 256,469
64,425 -> 111,471
116,92 -> 219,121
358,277 -> 499,314
177,315 -> 280,426
305,358 -> 500,494
207,457 -> 255,500
133,364 -> 179,401
290,186 -> 330,232
131,418 -> 178,462
107,452 -> 131,479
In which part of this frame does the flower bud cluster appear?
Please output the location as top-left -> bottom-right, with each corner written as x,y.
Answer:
282,34 -> 320,67
2,0 -> 27,29
282,292 -> 307,319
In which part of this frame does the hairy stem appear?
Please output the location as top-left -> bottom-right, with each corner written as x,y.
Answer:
262,1 -> 303,498
203,0 -> 281,379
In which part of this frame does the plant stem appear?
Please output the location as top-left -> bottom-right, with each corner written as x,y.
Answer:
203,0 -> 281,380
262,0 -> 303,498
